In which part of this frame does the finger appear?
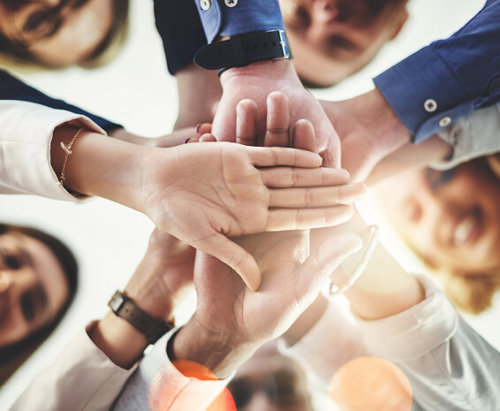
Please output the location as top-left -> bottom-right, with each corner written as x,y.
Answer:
260,167 -> 350,188
269,183 -> 366,208
297,233 -> 362,292
247,146 -> 322,168
265,204 -> 354,231
264,91 -> 290,147
199,232 -> 262,291
320,136 -> 341,169
196,123 -> 212,136
292,119 -> 316,153
185,137 -> 200,144
236,99 -> 258,146
199,133 -> 217,142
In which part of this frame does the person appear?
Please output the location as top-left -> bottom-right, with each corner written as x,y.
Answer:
374,155 -> 500,314
0,222 -> 78,385
0,0 -> 130,68
279,0 -> 409,88
279,212 -> 500,410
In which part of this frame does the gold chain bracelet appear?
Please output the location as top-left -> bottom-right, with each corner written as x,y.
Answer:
58,128 -> 84,187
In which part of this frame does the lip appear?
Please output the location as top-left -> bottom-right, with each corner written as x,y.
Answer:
450,207 -> 483,247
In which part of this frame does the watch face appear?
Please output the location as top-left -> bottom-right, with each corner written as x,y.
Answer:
108,291 -> 126,312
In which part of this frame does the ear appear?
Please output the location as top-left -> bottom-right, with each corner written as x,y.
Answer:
389,8 -> 409,40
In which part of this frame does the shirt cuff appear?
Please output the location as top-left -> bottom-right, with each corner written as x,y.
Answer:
355,275 -> 458,362
113,327 -> 233,411
195,0 -> 285,43
373,46 -> 472,144
431,103 -> 500,170
0,101 -> 106,200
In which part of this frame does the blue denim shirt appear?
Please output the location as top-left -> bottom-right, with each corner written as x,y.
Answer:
374,0 -> 500,143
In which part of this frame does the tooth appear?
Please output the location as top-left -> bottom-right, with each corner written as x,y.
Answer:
454,215 -> 474,245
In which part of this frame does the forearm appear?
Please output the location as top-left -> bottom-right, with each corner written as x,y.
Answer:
344,243 -> 425,320
175,64 -> 221,130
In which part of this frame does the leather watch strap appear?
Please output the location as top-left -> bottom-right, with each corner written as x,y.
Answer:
194,30 -> 292,71
108,290 -> 174,344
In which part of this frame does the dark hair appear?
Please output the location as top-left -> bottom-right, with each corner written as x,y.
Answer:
0,0 -> 130,69
0,223 -> 78,385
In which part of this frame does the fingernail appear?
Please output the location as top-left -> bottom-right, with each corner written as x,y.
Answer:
196,124 -> 202,134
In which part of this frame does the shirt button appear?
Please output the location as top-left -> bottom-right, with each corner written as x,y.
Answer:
224,0 -> 238,6
439,116 -> 451,127
424,99 -> 437,112
200,0 -> 211,10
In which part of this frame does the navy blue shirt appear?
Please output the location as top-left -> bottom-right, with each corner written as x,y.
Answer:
374,0 -> 500,143
0,70 -> 121,131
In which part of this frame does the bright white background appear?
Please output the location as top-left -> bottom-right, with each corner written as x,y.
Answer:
0,0 -> 497,409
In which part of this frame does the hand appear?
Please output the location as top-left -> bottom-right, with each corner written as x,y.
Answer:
320,88 -> 412,181
212,60 -> 342,167
138,142 -> 363,291
172,230 -> 362,377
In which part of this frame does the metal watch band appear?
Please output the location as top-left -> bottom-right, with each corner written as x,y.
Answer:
194,30 -> 292,71
108,290 -> 174,344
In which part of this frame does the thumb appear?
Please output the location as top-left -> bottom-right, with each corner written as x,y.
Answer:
298,233 -> 362,292
199,232 -> 262,291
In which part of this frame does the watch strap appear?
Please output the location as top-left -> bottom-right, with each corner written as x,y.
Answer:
108,290 -> 174,344
194,30 -> 292,71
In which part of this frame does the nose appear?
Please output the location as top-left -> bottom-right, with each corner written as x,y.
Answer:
0,270 -> 12,294
243,392 -> 275,410
312,0 -> 339,24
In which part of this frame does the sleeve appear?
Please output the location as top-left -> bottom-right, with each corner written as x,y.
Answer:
0,100 -> 106,200
0,70 -> 121,132
357,275 -> 500,411
10,323 -> 137,411
152,0 -> 285,74
278,296 -> 367,392
193,0 -> 285,43
430,103 -> 500,170
113,328 -> 232,411
373,0 -> 500,143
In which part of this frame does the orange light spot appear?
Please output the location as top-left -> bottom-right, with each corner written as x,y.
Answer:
328,356 -> 412,411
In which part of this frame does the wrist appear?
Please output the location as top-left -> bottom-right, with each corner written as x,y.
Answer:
170,317 -> 259,379
365,88 -> 411,157
220,59 -> 297,86
64,130 -> 150,211
89,312 -> 149,369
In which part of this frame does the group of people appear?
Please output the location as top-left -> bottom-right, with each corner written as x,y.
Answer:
1,0 -> 499,410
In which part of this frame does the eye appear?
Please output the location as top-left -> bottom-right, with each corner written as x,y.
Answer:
423,168 -> 456,193
0,248 -> 23,270
23,10 -> 52,33
328,35 -> 357,52
72,0 -> 91,9
296,6 -> 311,28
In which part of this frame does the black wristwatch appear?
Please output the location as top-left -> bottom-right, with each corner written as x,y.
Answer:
108,290 -> 174,344
194,29 -> 292,73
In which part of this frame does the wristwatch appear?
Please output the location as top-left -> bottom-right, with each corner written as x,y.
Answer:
194,30 -> 292,73
108,290 -> 175,344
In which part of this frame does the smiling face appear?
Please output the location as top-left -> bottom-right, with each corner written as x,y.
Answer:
375,160 -> 500,276
0,231 -> 69,348
279,0 -> 408,87
0,0 -> 114,67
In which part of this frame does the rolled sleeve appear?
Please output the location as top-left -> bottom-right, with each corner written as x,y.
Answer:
374,0 -> 500,143
0,100 -> 106,200
194,0 -> 285,42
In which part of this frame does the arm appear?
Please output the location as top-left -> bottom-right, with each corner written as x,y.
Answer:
11,231 -> 194,411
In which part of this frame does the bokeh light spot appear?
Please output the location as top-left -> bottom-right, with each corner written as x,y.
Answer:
328,356 -> 412,411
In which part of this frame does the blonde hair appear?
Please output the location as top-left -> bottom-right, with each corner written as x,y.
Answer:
436,270 -> 500,314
